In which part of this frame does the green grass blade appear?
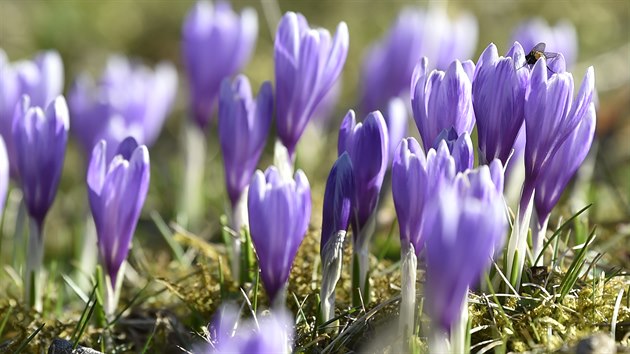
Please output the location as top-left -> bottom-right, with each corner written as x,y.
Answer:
0,305 -> 13,338
14,323 -> 45,354
151,210 -> 184,262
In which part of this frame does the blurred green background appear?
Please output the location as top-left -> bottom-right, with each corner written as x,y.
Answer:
0,0 -> 628,268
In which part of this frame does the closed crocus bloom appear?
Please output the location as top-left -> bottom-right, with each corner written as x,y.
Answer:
182,1 -> 257,129
87,137 -> 150,316
359,8 -> 477,113
433,127 -> 473,173
524,60 -> 594,189
1,50 -> 63,178
511,17 -> 578,67
411,57 -> 475,151
195,304 -> 294,354
69,55 -> 177,159
423,164 -> 506,343
533,104 -> 595,252
473,43 -> 529,165
248,167 -> 311,305
384,98 -> 408,164
338,110 -> 388,302
320,153 -> 354,323
0,137 -> 7,219
392,137 -> 427,254
13,95 -> 69,227
338,110 -> 388,235
219,75 -> 273,209
275,12 -> 349,158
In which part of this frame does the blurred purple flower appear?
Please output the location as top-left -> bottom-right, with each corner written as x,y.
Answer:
182,0 -> 258,130
13,96 -> 69,228
247,167 -> 311,303
87,137 -> 150,289
423,162 -> 506,332
411,57 -> 475,151
359,7 -> 478,113
523,60 -> 594,194
218,75 -> 273,208
534,104 -> 595,226
320,152 -> 354,251
392,137 -> 427,254
196,304 -> 294,354
0,50 -> 63,178
0,137 -> 7,219
433,128 -> 473,173
472,42 -> 529,165
275,12 -> 349,157
511,17 -> 578,67
69,55 -> 177,160
384,98 -> 408,164
337,110 -> 388,237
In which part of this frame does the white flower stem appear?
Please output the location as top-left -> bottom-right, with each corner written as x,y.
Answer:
399,242 -> 417,346
104,262 -> 125,321
272,283 -> 288,310
273,139 -> 294,180
450,292 -> 470,354
320,230 -> 346,328
76,215 -> 98,291
532,214 -> 549,266
177,123 -> 206,230
25,217 -> 43,312
228,190 -> 249,281
505,188 -> 535,291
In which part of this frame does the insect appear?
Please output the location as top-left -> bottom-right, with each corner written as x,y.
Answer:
519,42 -> 559,72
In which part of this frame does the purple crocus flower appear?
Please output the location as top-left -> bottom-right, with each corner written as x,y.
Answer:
275,12 -> 349,158
320,152 -> 354,250
533,104 -> 595,248
433,128 -> 473,173
1,50 -> 64,178
247,166 -> 311,304
182,0 -> 258,130
472,42 -> 529,165
338,110 -> 388,237
411,57 -> 475,151
392,137 -> 427,255
87,137 -> 150,295
359,7 -> 478,113
0,137 -> 7,219
69,55 -> 177,160
195,304 -> 294,354
423,162 -> 506,332
523,60 -> 594,195
218,75 -> 273,209
384,98 -> 408,164
511,17 -> 578,67
319,152 -> 354,322
13,95 -> 69,228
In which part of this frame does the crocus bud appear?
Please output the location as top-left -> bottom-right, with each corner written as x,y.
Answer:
359,7 -> 478,113
87,137 -> 150,315
195,304 -> 294,354
392,137 -> 427,254
523,61 -> 594,190
182,1 -> 258,130
384,98 -> 408,165
219,75 -> 273,210
411,58 -> 475,151
275,12 -> 349,157
472,43 -> 529,165
69,55 -> 177,159
433,127 -> 473,173
532,104 -> 595,255
511,18 -> 578,67
13,95 -> 69,227
338,110 -> 388,236
248,167 -> 311,305
1,50 -> 64,178
0,137 -> 7,219
423,163 -> 506,335
320,153 -> 354,323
